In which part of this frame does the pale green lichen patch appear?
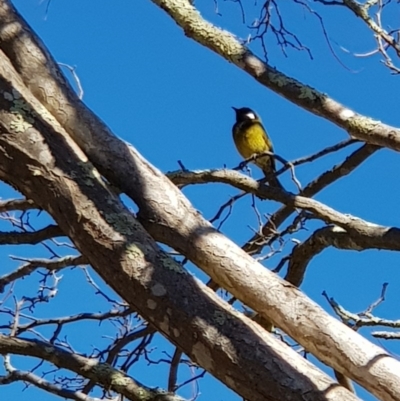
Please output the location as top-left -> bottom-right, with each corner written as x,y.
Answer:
213,310 -> 226,325
347,115 -> 381,135
109,371 -> 131,387
159,253 -> 186,274
90,363 -> 157,399
92,363 -> 130,386
74,161 -> 103,187
267,71 -> 321,101
298,85 -> 320,101
105,213 -> 135,236
4,88 -> 36,133
268,71 -> 290,87
44,345 -> 55,354
125,242 -> 145,260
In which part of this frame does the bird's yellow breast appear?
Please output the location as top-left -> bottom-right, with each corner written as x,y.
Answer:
233,121 -> 273,159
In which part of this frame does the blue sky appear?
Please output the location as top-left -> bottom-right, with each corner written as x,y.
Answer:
1,1 -> 400,400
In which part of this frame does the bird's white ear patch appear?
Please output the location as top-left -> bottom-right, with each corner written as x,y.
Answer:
245,112 -> 256,119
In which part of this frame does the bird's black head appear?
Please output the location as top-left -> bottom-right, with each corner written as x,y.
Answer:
232,107 -> 260,123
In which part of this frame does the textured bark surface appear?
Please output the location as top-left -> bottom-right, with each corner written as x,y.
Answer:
0,1 -> 399,401
0,38 -> 359,401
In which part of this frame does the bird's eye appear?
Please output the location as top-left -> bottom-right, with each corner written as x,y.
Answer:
245,112 -> 256,119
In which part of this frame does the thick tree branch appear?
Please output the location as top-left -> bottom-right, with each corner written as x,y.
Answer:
0,2 -> 398,400
0,51 -> 357,401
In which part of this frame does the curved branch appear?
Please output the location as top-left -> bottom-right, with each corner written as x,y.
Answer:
316,0 -> 400,73
242,143 -> 379,254
285,225 -> 400,287
342,0 -> 400,54
168,168 -> 399,245
0,335 -> 186,401
105,327 -> 155,365
276,138 -> 358,174
0,2 -> 397,399
173,142 -> 378,257
147,0 -> 400,151
0,54 -> 359,401
0,365 -> 100,401
323,289 -> 400,330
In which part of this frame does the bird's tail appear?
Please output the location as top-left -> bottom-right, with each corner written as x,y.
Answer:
263,170 -> 285,190
261,157 -> 284,190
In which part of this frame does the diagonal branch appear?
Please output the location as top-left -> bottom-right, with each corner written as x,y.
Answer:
0,198 -> 36,213
285,225 -> 400,287
243,143 -> 379,254
0,2 -> 397,399
168,168 -> 397,244
147,0 -> 400,151
0,46 -> 360,401
342,0 -> 400,55
0,224 -> 63,245
0,335 -> 186,401
1,363 -> 101,401
0,255 -> 86,293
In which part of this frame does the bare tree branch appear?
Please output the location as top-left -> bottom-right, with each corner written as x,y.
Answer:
277,138 -> 358,174
0,198 -> 36,213
1,58 -> 370,401
285,225 -> 400,287
0,255 -> 86,293
1,308 -> 132,336
315,0 -> 400,73
0,51 -> 360,401
168,168 -> 399,245
0,2 -> 398,400
0,336 -> 186,401
1,359 -> 102,401
243,143 -> 379,255
0,224 -> 63,245
146,0 -> 400,151
168,348 -> 183,392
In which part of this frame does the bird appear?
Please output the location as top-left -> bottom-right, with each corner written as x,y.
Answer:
232,107 -> 282,188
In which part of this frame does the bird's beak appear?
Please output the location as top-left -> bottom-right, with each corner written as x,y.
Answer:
232,107 -> 238,111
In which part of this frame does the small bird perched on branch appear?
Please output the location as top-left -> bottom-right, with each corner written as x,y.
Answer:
232,107 -> 283,189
